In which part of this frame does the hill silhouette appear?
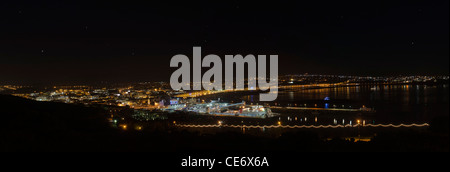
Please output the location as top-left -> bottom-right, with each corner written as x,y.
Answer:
0,95 -> 115,151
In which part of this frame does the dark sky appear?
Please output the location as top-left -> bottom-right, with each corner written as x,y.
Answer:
0,0 -> 448,84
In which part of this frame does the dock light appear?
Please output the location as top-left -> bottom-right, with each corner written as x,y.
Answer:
357,120 -> 361,124
278,121 -> 281,125
218,121 -> 223,125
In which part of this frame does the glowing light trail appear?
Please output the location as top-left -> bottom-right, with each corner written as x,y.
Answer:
174,123 -> 429,129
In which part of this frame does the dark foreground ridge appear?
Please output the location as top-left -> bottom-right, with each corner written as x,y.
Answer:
0,95 -> 448,152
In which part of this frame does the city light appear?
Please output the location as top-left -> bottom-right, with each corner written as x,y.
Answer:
0,0 -> 448,156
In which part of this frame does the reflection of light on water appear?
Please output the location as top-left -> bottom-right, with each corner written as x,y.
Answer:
233,84 -> 447,124
288,91 -> 294,100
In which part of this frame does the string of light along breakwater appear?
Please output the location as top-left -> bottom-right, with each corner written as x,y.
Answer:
174,123 -> 429,129
174,82 -> 357,98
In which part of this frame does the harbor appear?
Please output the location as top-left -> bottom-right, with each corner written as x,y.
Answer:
163,99 -> 277,118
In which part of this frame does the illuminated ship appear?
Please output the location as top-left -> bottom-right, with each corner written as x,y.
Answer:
165,100 -> 276,118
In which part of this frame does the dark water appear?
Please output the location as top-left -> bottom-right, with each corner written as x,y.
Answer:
242,84 -> 449,124
167,84 -> 448,138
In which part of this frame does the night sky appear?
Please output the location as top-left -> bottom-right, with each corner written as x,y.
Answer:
0,1 -> 448,84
